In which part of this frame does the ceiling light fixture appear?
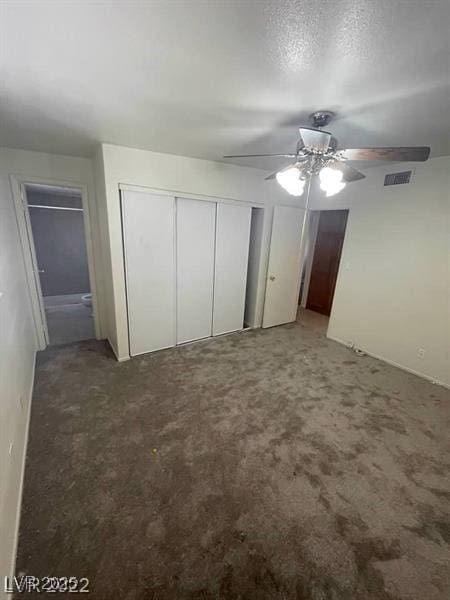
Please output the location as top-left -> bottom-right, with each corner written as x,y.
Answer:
224,110 -> 430,281
224,110 -> 430,200
319,166 -> 346,197
275,166 -> 305,197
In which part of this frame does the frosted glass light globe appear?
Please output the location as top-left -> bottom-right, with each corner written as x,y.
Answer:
319,166 -> 346,197
276,167 -> 305,197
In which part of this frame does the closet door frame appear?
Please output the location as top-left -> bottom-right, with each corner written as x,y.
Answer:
119,184 -> 264,211
119,184 -> 265,357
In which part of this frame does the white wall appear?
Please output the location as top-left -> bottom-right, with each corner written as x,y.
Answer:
93,147 -> 114,348
97,143 -> 296,360
0,147 -> 103,597
309,156 -> 450,387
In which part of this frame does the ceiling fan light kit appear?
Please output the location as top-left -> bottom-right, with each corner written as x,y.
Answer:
319,166 -> 346,197
275,167 -> 306,197
224,111 -> 431,198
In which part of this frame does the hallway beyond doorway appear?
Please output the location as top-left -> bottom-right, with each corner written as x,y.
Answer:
24,184 -> 96,347
44,293 -> 94,345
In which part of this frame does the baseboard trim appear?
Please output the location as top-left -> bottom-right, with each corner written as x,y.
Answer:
9,350 -> 37,582
107,337 -> 130,362
327,334 -> 450,390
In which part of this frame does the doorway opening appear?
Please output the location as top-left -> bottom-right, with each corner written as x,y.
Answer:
24,184 -> 95,346
299,209 -> 348,328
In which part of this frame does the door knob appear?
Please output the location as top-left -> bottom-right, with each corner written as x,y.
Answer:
269,275 -> 276,281
38,269 -> 45,274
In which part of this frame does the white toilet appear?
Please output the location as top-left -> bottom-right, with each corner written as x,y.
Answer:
81,293 -> 92,308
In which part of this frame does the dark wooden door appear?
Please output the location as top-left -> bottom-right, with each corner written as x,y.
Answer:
306,210 -> 348,316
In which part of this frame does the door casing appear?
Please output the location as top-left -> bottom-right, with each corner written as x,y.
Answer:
10,175 -> 101,349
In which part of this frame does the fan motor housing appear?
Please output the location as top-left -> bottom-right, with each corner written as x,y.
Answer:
309,111 -> 334,129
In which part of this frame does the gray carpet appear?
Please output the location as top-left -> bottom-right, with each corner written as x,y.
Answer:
16,310 -> 450,599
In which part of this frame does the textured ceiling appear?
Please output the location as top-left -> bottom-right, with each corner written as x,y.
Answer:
1,0 -> 449,170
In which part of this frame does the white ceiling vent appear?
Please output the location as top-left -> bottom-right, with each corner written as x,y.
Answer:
384,170 -> 413,186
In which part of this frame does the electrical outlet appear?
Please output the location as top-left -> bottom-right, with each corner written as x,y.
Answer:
417,348 -> 425,359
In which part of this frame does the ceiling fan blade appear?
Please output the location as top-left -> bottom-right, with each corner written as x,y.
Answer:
223,153 -> 297,159
331,161 -> 366,182
264,162 -> 296,180
299,127 -> 332,153
339,147 -> 430,162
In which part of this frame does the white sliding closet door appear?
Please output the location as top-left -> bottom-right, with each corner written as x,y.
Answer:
213,203 -> 251,335
176,198 -> 215,344
122,191 -> 175,356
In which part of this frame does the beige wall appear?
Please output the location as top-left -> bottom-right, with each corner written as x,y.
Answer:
309,156 -> 450,387
0,147 -> 103,598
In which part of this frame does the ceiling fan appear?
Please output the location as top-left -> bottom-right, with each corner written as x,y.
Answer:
224,111 -> 431,197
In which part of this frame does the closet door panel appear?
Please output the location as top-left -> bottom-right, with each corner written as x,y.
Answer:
213,203 -> 251,335
176,198 -> 215,344
122,191 -> 175,356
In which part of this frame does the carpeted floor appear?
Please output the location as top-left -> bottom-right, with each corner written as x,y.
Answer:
16,310 -> 450,600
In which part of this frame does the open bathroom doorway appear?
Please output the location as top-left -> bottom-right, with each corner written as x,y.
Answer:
23,183 -> 95,346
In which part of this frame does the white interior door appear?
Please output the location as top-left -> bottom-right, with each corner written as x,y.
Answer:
262,205 -> 305,328
176,198 -> 215,344
213,203 -> 251,335
122,190 -> 175,355
20,185 -> 50,346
